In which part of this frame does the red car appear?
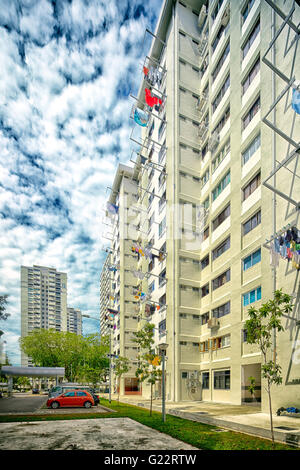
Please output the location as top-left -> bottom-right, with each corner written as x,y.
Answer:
47,390 -> 94,409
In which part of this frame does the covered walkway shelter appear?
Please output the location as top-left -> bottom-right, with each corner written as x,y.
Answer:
1,366 -> 65,396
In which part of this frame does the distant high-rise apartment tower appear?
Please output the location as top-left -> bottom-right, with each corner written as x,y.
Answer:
67,307 -> 83,336
21,265 -> 68,366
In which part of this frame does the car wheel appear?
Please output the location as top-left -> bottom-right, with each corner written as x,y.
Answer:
51,401 -> 60,409
84,401 -> 92,408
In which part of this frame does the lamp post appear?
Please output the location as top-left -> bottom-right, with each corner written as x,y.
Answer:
158,343 -> 168,423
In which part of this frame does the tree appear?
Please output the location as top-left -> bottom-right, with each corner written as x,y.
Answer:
0,295 -> 10,321
20,329 -> 109,384
114,356 -> 131,403
133,323 -> 162,416
245,289 -> 293,448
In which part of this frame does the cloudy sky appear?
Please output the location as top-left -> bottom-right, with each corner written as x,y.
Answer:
0,0 -> 163,365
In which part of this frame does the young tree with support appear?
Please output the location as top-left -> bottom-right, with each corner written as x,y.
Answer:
114,356 -> 131,404
245,289 -> 293,448
133,322 -> 162,416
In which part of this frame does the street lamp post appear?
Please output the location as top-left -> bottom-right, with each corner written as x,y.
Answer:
158,343 -> 168,423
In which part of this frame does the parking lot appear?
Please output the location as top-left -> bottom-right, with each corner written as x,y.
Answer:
0,417 -> 198,450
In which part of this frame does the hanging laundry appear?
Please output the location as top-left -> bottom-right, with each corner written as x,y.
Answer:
132,270 -> 146,280
144,246 -> 153,260
134,107 -> 149,127
145,88 -> 162,108
106,202 -> 119,215
292,86 -> 300,115
107,307 -> 119,315
143,66 -> 149,77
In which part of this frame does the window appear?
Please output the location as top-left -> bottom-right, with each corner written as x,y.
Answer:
212,41 -> 230,82
242,96 -> 260,130
158,117 -> 166,140
212,74 -> 230,113
212,0 -> 224,22
159,293 -> 166,306
242,18 -> 260,59
201,312 -> 209,325
212,301 -> 231,318
182,371 -> 188,379
212,171 -> 230,201
212,204 -> 230,231
212,269 -> 230,290
242,172 -> 260,200
159,268 -> 166,286
201,255 -> 209,269
77,391 -> 88,397
202,372 -> 209,389
243,210 -> 261,235
242,0 -> 255,24
203,226 -> 209,240
242,56 -> 260,95
201,168 -> 209,187
212,23 -> 227,53
242,133 -> 260,165
213,107 -> 230,135
203,196 -> 209,210
64,392 -> 75,397
200,341 -> 209,353
243,248 -> 261,270
214,370 -> 230,389
159,217 -> 166,237
212,236 -> 230,260
201,283 -> 209,297
212,139 -> 230,173
243,286 -> 261,306
149,281 -> 155,293
159,319 -> 166,335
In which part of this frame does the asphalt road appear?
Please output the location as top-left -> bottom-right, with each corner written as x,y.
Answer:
0,394 -> 48,414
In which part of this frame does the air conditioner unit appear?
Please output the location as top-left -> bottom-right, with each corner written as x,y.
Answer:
221,4 -> 230,26
198,32 -> 208,56
208,318 -> 219,329
198,122 -> 208,141
196,92 -> 208,112
198,5 -> 207,28
208,132 -> 220,152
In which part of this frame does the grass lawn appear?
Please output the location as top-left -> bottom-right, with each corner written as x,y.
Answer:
0,398 -> 298,451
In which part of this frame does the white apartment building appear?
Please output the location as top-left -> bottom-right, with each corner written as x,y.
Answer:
67,307 -> 83,336
21,265 -> 68,366
103,0 -> 300,412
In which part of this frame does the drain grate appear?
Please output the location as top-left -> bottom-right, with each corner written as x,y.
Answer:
275,426 -> 297,431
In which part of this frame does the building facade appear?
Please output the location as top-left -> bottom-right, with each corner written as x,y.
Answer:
67,307 -> 83,336
103,0 -> 300,412
21,265 -> 68,366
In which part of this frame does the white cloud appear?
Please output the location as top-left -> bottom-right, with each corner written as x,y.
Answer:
0,0 -> 163,365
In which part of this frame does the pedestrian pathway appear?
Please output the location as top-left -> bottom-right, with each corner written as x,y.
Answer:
111,394 -> 300,448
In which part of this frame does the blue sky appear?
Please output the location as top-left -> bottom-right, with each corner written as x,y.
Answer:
0,0 -> 163,365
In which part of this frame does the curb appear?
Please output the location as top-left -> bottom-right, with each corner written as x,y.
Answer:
119,399 -> 300,448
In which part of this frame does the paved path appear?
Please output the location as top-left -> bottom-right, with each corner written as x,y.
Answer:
0,417 -> 198,451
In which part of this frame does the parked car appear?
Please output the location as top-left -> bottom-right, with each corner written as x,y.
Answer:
90,392 -> 99,406
46,390 -> 95,409
32,388 -> 39,394
48,383 -> 96,398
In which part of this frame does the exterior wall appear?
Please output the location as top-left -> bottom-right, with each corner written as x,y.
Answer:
104,0 -> 300,411
67,307 -> 82,335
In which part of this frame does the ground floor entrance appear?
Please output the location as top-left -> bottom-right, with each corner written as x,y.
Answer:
124,377 -> 141,395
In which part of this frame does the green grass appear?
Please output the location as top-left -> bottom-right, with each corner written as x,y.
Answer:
0,398 -> 298,451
